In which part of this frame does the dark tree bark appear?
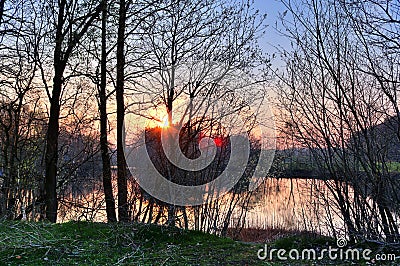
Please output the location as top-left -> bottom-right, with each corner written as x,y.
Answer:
44,0 -> 66,222
99,0 -> 117,223
0,0 -> 5,27
116,0 -> 129,222
44,0 -> 102,222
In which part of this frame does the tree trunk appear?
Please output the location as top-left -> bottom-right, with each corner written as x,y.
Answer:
43,0 -> 102,223
116,0 -> 129,222
44,76 -> 62,223
43,0 -> 69,223
0,0 -> 5,27
6,96 -> 23,219
100,0 -> 117,223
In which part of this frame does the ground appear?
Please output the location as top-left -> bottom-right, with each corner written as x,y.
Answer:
0,221 -> 397,265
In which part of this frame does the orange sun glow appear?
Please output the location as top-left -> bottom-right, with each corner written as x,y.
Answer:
158,115 -> 170,128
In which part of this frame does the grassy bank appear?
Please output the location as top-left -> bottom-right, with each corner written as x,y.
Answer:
0,221 -> 397,265
0,221 -> 264,265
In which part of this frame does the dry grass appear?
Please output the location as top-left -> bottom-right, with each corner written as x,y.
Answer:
226,226 -> 320,243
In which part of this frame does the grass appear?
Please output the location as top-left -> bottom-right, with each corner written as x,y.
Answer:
0,221 -> 265,265
0,221 -> 398,265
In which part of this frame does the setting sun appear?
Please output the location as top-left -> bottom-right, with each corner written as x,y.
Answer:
159,115 -> 170,128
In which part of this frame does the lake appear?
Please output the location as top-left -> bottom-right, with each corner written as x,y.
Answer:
59,177 -> 352,237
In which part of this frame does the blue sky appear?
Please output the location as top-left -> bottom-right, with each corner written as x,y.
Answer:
253,0 -> 290,59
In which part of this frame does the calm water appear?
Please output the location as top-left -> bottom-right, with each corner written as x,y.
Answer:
238,178 -> 345,236
59,178 -> 347,236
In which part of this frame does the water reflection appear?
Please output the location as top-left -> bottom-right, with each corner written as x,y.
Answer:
234,178 -> 345,236
58,177 -> 350,236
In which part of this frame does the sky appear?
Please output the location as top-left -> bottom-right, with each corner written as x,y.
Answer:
254,0 -> 289,53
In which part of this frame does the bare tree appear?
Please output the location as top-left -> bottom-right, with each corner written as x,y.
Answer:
276,0 -> 399,243
0,0 -> 271,229
116,0 -> 129,222
70,0 -> 159,223
43,0 -> 102,222
128,0 -> 269,228
99,0 -> 117,223
340,0 -> 400,138
0,0 -> 5,28
0,0 -> 47,219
